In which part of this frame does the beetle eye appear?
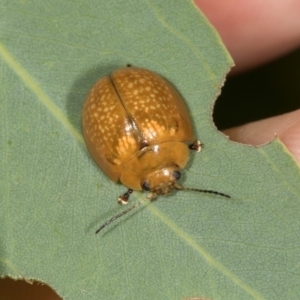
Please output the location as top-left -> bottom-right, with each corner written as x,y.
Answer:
142,181 -> 150,191
173,171 -> 181,180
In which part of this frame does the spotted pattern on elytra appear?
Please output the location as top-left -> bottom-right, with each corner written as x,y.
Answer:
82,67 -> 233,234
82,67 -> 195,184
83,76 -> 140,162
82,76 -> 141,181
111,68 -> 194,144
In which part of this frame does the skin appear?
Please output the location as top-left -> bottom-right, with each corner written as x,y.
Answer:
195,0 -> 300,163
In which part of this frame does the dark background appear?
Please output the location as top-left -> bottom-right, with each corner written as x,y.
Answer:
213,48 -> 300,130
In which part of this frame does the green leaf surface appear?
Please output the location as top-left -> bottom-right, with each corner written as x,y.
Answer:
1,1 -> 300,300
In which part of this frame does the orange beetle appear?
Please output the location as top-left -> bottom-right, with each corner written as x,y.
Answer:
82,67 -> 229,232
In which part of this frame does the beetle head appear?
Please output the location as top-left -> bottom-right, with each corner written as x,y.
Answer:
141,166 -> 181,199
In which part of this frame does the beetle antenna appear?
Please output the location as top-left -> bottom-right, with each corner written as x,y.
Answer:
95,197 -> 148,234
175,184 -> 231,198
96,186 -> 230,233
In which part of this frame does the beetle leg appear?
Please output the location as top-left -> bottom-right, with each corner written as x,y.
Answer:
189,140 -> 203,152
118,189 -> 133,205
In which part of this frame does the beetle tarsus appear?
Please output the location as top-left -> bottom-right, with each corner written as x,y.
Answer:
189,140 -> 203,152
118,189 -> 133,205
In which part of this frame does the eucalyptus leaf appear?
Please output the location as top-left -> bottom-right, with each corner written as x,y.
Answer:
1,1 -> 300,300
